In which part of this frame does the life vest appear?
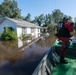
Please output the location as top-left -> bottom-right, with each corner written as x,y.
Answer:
55,21 -> 70,38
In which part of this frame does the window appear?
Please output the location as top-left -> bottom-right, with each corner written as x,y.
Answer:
31,28 -> 34,33
4,27 -> 14,30
22,27 -> 27,34
38,28 -> 40,32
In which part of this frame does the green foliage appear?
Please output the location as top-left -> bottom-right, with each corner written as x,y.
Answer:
47,24 -> 55,33
1,27 -> 17,40
23,13 -> 31,22
22,34 -> 32,40
44,14 -> 52,27
52,9 -> 63,24
68,16 -> 73,22
34,14 -> 45,26
33,10 -> 63,27
21,34 -> 26,40
0,0 -> 22,18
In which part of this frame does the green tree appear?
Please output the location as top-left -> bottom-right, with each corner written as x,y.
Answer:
68,16 -> 72,22
44,14 -> 52,27
52,9 -> 63,24
34,14 -> 44,26
23,13 -> 31,22
0,0 -> 22,18
33,16 -> 38,25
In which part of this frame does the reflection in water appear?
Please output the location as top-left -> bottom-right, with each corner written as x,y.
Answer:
0,34 -> 56,75
18,39 -> 23,48
18,39 -> 32,48
36,35 -> 56,48
0,40 -> 18,51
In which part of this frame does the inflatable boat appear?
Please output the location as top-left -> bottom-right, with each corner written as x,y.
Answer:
55,39 -> 76,55
32,39 -> 76,75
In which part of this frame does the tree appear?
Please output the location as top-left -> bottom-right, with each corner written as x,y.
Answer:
0,0 -> 22,18
52,9 -> 63,24
34,14 -> 44,26
68,16 -> 72,22
23,13 -> 31,22
44,14 -> 52,27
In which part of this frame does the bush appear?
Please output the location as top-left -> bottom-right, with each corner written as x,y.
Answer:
22,34 -> 32,40
47,25 -> 55,32
1,27 -> 17,40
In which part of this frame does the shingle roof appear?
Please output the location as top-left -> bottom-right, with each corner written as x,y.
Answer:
0,17 -> 41,28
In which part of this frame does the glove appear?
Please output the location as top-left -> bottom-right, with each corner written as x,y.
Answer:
70,30 -> 75,36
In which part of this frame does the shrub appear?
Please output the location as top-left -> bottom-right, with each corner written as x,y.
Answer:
22,34 -> 32,40
1,27 -> 17,40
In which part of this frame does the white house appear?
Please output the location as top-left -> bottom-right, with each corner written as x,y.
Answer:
0,17 -> 41,38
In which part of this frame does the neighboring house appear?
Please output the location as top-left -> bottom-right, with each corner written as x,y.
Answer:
0,17 -> 41,38
41,27 -> 48,32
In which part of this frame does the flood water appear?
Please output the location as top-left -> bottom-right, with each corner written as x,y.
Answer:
0,35 -> 56,75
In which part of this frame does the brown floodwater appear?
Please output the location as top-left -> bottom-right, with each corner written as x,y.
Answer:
0,35 -> 56,75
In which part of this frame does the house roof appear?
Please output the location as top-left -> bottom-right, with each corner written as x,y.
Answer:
0,17 -> 41,28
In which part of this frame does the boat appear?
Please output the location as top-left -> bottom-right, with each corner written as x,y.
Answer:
55,39 -> 76,55
32,39 -> 76,75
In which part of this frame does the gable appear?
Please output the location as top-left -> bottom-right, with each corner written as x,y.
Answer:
0,19 -> 17,33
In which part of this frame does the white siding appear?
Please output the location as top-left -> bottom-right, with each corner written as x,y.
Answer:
27,28 -> 31,34
34,28 -> 40,38
31,28 -> 35,36
0,19 -> 17,33
16,27 -> 32,37
22,27 -> 27,34
17,26 -> 23,37
26,28 -> 36,36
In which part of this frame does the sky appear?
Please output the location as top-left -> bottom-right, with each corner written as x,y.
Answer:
0,0 -> 76,21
